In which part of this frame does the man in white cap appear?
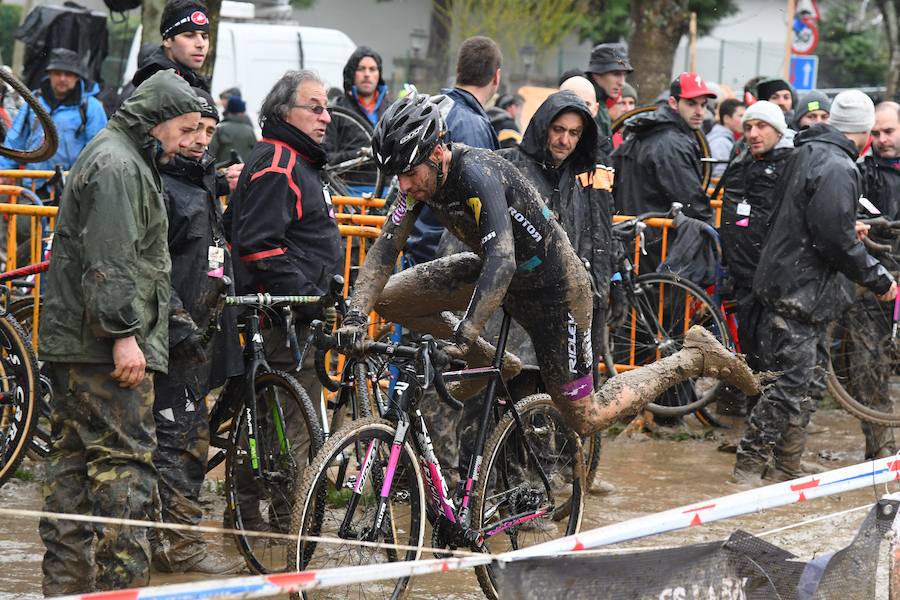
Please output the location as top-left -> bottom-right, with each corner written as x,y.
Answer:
734,90 -> 897,484
718,101 -> 795,383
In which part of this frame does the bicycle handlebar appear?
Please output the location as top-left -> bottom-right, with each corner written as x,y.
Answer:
309,320 -> 464,411
612,203 -> 683,240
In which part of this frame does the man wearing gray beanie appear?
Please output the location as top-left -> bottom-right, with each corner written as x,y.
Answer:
791,90 -> 831,130
733,90 -> 896,484
718,99 -> 795,422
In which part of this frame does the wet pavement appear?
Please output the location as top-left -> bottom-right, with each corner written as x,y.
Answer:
0,407 -> 893,599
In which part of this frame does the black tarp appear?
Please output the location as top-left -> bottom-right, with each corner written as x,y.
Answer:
495,499 -> 898,600
14,3 -> 108,90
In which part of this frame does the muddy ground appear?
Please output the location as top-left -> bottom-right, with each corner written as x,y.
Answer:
1,407 -> 895,599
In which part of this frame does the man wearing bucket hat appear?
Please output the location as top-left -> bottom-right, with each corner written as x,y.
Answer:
0,47 -> 107,191
585,42 -> 633,152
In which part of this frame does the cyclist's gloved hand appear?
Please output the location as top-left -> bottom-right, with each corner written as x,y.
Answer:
607,281 -> 628,329
171,330 -> 207,364
335,309 -> 368,353
447,319 -> 478,360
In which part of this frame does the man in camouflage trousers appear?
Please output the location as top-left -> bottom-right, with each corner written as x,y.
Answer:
37,70 -> 201,595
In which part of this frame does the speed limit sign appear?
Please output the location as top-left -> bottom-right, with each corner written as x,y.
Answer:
792,16 -> 819,55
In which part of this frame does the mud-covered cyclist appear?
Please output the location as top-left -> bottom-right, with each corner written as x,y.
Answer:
337,94 -> 763,437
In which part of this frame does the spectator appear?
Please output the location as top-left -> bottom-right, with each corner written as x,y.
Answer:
756,77 -> 794,120
0,48 -> 107,193
37,70 -> 201,595
585,43 -> 633,153
404,35 -> 501,265
560,75 -> 599,117
791,90 -> 831,130
149,88 -> 243,575
612,72 -> 716,270
719,101 -> 794,375
218,86 -> 241,109
846,101 -> 900,460
707,98 -> 745,177
227,70 -> 341,424
324,46 -> 393,195
734,90 -> 897,484
608,81 -> 637,122
209,95 -> 257,163
487,92 -> 523,148
131,0 -> 211,91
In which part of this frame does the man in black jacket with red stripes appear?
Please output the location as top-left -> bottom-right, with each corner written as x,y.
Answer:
226,71 -> 341,489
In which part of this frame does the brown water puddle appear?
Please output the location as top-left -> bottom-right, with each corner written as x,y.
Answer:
0,409 -> 889,599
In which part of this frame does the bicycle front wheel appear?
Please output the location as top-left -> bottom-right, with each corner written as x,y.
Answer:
608,273 -> 729,417
0,313 -> 38,486
224,369 -> 323,573
473,394 -> 584,600
289,417 -> 425,600
827,300 -> 900,427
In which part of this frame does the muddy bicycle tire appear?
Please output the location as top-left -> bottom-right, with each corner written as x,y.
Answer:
473,394 -> 584,600
224,369 -> 323,574
324,105 -> 383,198
610,104 -> 712,191
606,273 -> 729,418
0,69 -> 58,163
288,417 -> 425,600
826,319 -> 900,427
0,312 -> 39,487
7,297 -> 51,460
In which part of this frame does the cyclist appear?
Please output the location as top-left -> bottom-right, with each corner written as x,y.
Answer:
338,95 -> 763,438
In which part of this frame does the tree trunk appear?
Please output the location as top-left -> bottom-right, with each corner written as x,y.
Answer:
202,0 -> 222,80
427,0 -> 452,89
877,0 -> 900,99
141,0 -> 165,47
627,0 -> 690,103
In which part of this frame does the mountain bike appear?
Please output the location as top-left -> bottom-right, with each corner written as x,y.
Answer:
202,288 -> 342,574
0,68 -> 58,163
605,203 -> 730,419
289,310 -> 584,599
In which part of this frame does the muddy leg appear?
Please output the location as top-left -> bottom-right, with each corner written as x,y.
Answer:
550,327 -> 761,438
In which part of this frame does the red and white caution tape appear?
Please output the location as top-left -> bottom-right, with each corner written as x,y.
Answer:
52,456 -> 900,600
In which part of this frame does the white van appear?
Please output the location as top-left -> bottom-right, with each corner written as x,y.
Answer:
123,20 -> 356,120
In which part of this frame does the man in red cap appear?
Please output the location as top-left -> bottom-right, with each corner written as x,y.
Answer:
612,72 -> 717,271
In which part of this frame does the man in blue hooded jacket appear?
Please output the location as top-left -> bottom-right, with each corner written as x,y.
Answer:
324,46 -> 392,196
0,48 -> 107,193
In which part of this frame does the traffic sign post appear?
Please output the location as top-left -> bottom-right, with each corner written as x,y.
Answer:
790,55 -> 818,92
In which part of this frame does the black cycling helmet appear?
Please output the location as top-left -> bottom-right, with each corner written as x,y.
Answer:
371,94 -> 445,177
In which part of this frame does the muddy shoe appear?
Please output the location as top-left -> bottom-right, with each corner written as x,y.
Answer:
683,326 -> 762,396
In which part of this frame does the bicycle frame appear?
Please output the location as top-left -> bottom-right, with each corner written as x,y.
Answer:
339,311 -> 557,548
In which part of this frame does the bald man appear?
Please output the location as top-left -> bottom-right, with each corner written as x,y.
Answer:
846,101 -> 900,460
560,75 -> 599,117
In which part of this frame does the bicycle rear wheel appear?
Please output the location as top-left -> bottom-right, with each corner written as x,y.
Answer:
324,105 -> 382,198
473,394 -> 584,600
0,313 -> 38,486
224,369 -> 323,573
826,300 -> 900,427
607,273 -> 729,418
0,69 -> 58,163
8,297 -> 52,460
289,417 -> 425,600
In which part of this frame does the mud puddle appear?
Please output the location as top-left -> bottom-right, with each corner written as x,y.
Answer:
0,409 -> 892,598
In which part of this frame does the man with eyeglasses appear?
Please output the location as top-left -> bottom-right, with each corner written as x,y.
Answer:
227,70 -> 341,442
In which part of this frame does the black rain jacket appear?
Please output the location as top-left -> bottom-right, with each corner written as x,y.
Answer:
226,116 -> 342,299
720,137 -> 795,288
157,153 -> 242,408
753,124 -> 893,324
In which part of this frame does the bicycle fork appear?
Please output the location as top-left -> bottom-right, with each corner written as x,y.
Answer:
339,415 -> 411,541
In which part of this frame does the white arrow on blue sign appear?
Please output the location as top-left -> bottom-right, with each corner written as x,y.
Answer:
790,55 -> 818,92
